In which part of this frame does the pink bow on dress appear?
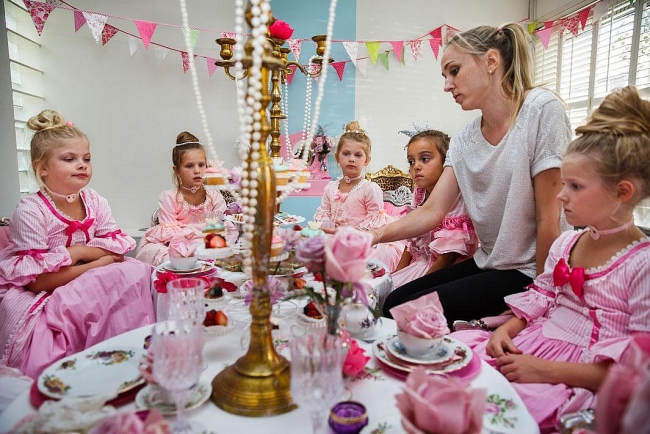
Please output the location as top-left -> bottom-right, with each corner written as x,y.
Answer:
64,218 -> 95,246
553,258 -> 585,298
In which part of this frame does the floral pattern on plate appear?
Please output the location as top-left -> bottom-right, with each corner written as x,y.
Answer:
86,349 -> 135,366
386,337 -> 454,365
135,381 -> 212,416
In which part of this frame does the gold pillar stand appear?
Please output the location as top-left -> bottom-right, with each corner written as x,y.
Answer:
211,17 -> 296,416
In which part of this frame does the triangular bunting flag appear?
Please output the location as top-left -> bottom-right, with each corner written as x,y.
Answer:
207,57 -> 218,77
578,6 -> 592,30
286,65 -> 298,85
390,41 -> 404,63
101,24 -> 118,45
154,46 -> 169,65
535,27 -> 554,49
83,12 -> 108,44
429,27 -> 443,46
356,58 -> 369,78
544,20 -> 555,29
73,10 -> 86,32
378,52 -> 389,70
128,35 -> 139,56
527,22 -> 537,34
591,1 -> 609,22
365,41 -> 380,65
23,1 -> 56,36
134,20 -> 157,49
410,40 -> 422,61
560,16 -> 580,36
331,61 -> 346,81
288,38 -> 302,63
180,27 -> 200,51
342,41 -> 358,67
181,52 -> 192,73
221,31 -> 236,38
428,38 -> 441,60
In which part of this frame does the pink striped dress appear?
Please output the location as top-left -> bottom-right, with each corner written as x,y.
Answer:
453,229 -> 650,430
0,189 -> 155,379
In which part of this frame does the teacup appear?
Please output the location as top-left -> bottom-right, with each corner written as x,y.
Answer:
149,383 -> 175,405
169,256 -> 198,271
397,329 -> 443,357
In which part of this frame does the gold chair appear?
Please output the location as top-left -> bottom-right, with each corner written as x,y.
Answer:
366,165 -> 414,207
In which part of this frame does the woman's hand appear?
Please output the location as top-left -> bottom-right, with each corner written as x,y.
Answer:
486,327 -> 522,358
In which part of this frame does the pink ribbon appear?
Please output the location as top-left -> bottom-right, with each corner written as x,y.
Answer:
553,257 -> 585,298
97,229 -> 124,239
15,249 -> 48,260
65,218 -> 95,246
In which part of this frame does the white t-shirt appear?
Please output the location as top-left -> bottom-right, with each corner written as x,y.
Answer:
444,87 -> 571,278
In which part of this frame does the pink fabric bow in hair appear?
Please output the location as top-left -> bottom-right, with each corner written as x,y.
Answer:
553,258 -> 585,298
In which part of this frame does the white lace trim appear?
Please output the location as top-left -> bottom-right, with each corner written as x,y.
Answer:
41,190 -> 89,222
583,234 -> 650,274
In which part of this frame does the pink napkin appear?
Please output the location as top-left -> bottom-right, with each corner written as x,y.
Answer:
168,235 -> 197,258
390,292 -> 449,338
88,409 -> 170,434
396,367 -> 485,434
596,334 -> 650,434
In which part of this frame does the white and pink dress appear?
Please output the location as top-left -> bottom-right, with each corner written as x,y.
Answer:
0,189 -> 155,379
453,230 -> 650,430
391,188 -> 478,289
135,189 -> 235,266
313,179 -> 406,272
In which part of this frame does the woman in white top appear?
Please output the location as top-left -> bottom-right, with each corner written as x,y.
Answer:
379,23 -> 571,326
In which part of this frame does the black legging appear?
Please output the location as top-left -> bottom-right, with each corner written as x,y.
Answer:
382,259 -> 533,328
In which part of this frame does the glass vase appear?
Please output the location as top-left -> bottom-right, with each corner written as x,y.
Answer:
324,305 -> 341,336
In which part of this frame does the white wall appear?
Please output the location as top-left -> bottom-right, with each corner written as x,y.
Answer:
5,0 -> 529,230
534,0 -> 594,21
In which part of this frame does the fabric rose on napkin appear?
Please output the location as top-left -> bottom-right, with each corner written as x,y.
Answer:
296,235 -> 326,273
343,339 -> 370,378
243,276 -> 286,306
396,367 -> 486,434
390,292 -> 450,338
167,235 -> 197,258
89,409 -> 170,434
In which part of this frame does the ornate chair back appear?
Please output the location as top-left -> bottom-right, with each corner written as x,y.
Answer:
366,165 -> 414,214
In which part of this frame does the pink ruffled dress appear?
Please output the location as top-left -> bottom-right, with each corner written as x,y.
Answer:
135,189 -> 236,266
453,230 -> 650,430
0,189 -> 156,379
391,188 -> 478,289
313,179 -> 406,271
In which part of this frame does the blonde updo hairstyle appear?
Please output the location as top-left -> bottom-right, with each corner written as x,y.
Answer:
567,86 -> 650,205
27,109 -> 89,187
335,121 -> 371,161
172,131 -> 207,190
406,130 -> 451,160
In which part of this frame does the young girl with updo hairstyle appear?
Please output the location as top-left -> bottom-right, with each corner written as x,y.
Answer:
313,121 -> 406,272
135,131 -> 235,266
0,109 -> 155,378
454,86 -> 650,430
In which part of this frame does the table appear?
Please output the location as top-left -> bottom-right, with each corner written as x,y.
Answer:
0,316 -> 539,434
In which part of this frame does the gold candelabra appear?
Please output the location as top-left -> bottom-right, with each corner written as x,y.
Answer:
216,23 -> 333,161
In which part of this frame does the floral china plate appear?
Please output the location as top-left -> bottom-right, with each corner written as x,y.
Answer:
135,381 -> 212,416
38,346 -> 145,399
386,336 -> 455,365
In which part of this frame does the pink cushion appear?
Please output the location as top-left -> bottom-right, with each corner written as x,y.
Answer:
384,203 -> 407,217
0,226 -> 11,249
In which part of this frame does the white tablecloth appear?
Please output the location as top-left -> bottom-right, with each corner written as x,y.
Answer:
0,315 -> 539,434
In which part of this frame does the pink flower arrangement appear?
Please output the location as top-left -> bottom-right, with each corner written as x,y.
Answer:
342,339 -> 370,378
269,19 -> 294,40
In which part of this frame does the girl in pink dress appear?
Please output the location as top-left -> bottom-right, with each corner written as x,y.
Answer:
314,121 -> 405,272
0,110 -> 155,379
453,86 -> 650,431
391,130 -> 477,289
135,131 -> 236,266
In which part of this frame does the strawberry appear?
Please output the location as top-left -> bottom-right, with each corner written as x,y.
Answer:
208,234 -> 227,248
293,225 -> 303,231
203,309 -> 217,327
215,310 -> 228,326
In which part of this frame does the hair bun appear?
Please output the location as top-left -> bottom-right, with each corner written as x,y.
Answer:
576,86 -> 650,137
176,131 -> 201,146
344,120 -> 365,135
26,109 -> 64,132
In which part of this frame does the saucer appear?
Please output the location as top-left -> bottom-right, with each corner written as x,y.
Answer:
162,262 -> 203,274
135,381 -> 211,416
386,336 -> 454,365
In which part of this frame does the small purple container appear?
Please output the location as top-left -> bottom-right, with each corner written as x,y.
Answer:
328,401 -> 369,434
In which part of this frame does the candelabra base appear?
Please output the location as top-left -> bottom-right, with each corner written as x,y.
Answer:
211,356 -> 296,417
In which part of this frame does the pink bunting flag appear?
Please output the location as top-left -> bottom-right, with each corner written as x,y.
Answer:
23,0 -> 55,36
560,16 -> 580,36
288,38 -> 302,63
82,12 -> 108,44
578,6 -> 592,30
331,61 -> 346,81
428,38 -> 441,60
206,57 -> 218,77
134,20 -> 157,49
535,27 -> 554,49
286,65 -> 298,85
181,52 -> 193,73
410,40 -> 422,61
73,10 -> 86,32
429,27 -> 443,46
221,31 -> 236,38
544,20 -> 555,29
390,41 -> 404,63
101,24 -> 118,46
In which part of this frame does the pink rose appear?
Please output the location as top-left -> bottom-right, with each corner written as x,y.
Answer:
324,227 -> 373,283
269,19 -> 294,40
396,367 -> 486,434
407,305 -> 450,338
342,339 -> 370,378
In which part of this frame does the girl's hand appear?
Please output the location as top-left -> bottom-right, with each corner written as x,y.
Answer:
486,328 -> 522,359
496,354 -> 552,384
92,255 -> 116,268
67,246 -> 115,264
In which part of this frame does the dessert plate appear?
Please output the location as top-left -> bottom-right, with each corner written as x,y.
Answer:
195,245 -> 233,260
372,335 -> 473,375
161,262 -> 204,274
38,346 -> 145,399
386,336 -> 454,365
224,214 -> 245,225
135,381 -> 212,416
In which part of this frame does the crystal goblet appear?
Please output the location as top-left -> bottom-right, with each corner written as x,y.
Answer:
167,277 -> 206,324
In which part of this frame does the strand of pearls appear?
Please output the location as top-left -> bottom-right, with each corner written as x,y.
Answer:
178,0 -> 217,162
282,80 -> 292,159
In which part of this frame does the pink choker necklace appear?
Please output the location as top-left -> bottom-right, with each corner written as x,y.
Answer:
44,186 -> 80,203
588,219 -> 635,240
182,184 -> 202,194
343,175 -> 363,184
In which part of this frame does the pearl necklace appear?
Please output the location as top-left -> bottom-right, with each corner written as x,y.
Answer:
588,219 -> 635,240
